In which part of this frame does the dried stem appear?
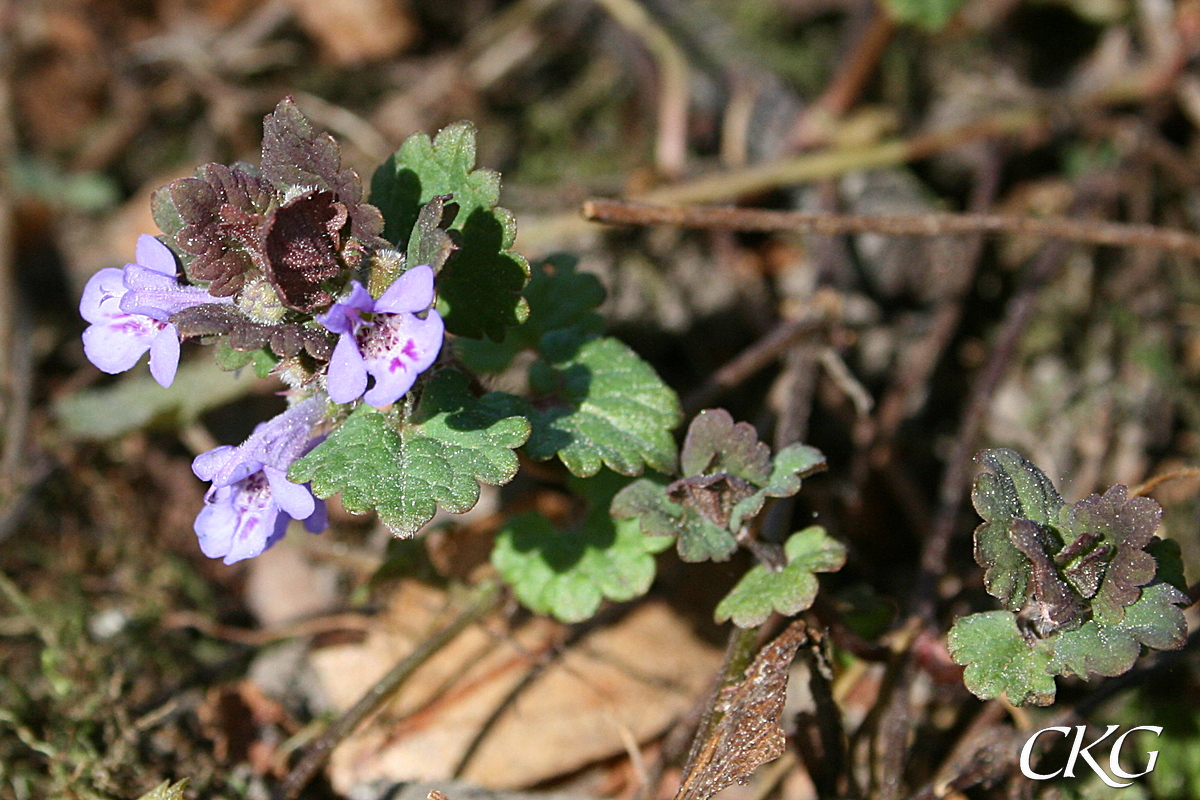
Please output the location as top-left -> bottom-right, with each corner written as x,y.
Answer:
682,293 -> 838,415
278,580 -> 502,800
582,197 -> 1200,259
788,12 -> 897,150
593,0 -> 690,177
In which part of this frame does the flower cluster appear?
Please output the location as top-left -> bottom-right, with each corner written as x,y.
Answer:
192,395 -> 327,564
78,99 -> 447,564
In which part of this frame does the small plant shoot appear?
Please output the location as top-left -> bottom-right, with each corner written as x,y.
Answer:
949,449 -> 1189,706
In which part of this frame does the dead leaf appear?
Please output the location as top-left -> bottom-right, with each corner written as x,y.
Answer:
308,588 -> 721,792
675,621 -> 808,800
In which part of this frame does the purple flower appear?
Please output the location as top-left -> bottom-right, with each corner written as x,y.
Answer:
317,265 -> 444,407
80,234 -> 229,387
192,395 -> 327,564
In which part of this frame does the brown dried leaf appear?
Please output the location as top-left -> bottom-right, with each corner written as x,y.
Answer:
676,621 -> 808,800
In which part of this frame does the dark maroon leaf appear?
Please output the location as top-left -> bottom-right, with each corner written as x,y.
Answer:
666,473 -> 757,528
260,97 -> 385,245
1007,519 -> 1084,638
227,322 -> 274,352
1063,484 -> 1160,624
161,163 -> 274,296
681,409 -> 772,484
262,190 -> 348,312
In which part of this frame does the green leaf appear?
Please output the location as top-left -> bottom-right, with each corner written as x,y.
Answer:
610,411 -> 825,563
213,341 -> 279,378
488,334 -> 680,477
135,780 -> 189,800
610,476 -> 738,562
714,526 -> 846,627
1049,582 -> 1190,678
492,471 -> 672,623
972,448 -> 1066,609
947,611 -> 1056,706
879,0 -> 967,31
729,442 -> 827,531
456,254 -> 606,374
1148,537 -> 1188,592
289,370 -> 530,536
370,121 -> 530,340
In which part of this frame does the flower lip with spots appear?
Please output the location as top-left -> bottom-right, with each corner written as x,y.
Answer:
79,234 -> 232,387
192,394 -> 327,564
317,264 -> 444,407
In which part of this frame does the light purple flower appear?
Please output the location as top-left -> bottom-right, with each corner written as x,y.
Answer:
192,395 -> 327,565
80,234 -> 228,387
317,265 -> 444,407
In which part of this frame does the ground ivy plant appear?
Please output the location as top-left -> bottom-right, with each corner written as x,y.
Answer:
80,99 -> 843,627
948,448 -> 1190,706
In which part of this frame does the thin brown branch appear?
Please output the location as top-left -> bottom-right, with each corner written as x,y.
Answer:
594,0 -> 690,177
1131,466 -> 1200,497
789,12 -> 897,150
582,198 -> 1200,259
682,292 -> 839,416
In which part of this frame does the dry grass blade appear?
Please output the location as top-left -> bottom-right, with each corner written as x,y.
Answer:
675,621 -> 808,800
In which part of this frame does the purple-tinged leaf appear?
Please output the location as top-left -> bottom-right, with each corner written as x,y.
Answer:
260,97 -> 384,245
262,189 -> 347,312
971,449 -> 1066,609
1062,484 -> 1160,624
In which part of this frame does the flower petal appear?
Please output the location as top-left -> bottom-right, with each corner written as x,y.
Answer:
195,473 -> 283,564
327,332 -> 369,403
192,445 -> 240,483
264,465 -> 315,521
121,265 -> 224,320
304,498 -> 328,533
135,234 -> 178,277
375,264 -> 434,314
317,280 -> 375,335
149,324 -> 181,387
80,268 -> 129,324
82,313 -> 162,375
361,310 -> 444,407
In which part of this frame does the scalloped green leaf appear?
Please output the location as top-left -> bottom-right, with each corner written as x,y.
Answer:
947,611 -> 1056,706
714,526 -> 846,627
370,121 -> 529,340
456,254 -> 606,374
486,334 -> 680,477
611,476 -> 738,562
492,472 -> 672,623
289,370 -> 530,536
1049,582 -> 1190,678
972,448 -> 1066,609
729,442 -> 827,531
136,780 -> 189,800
